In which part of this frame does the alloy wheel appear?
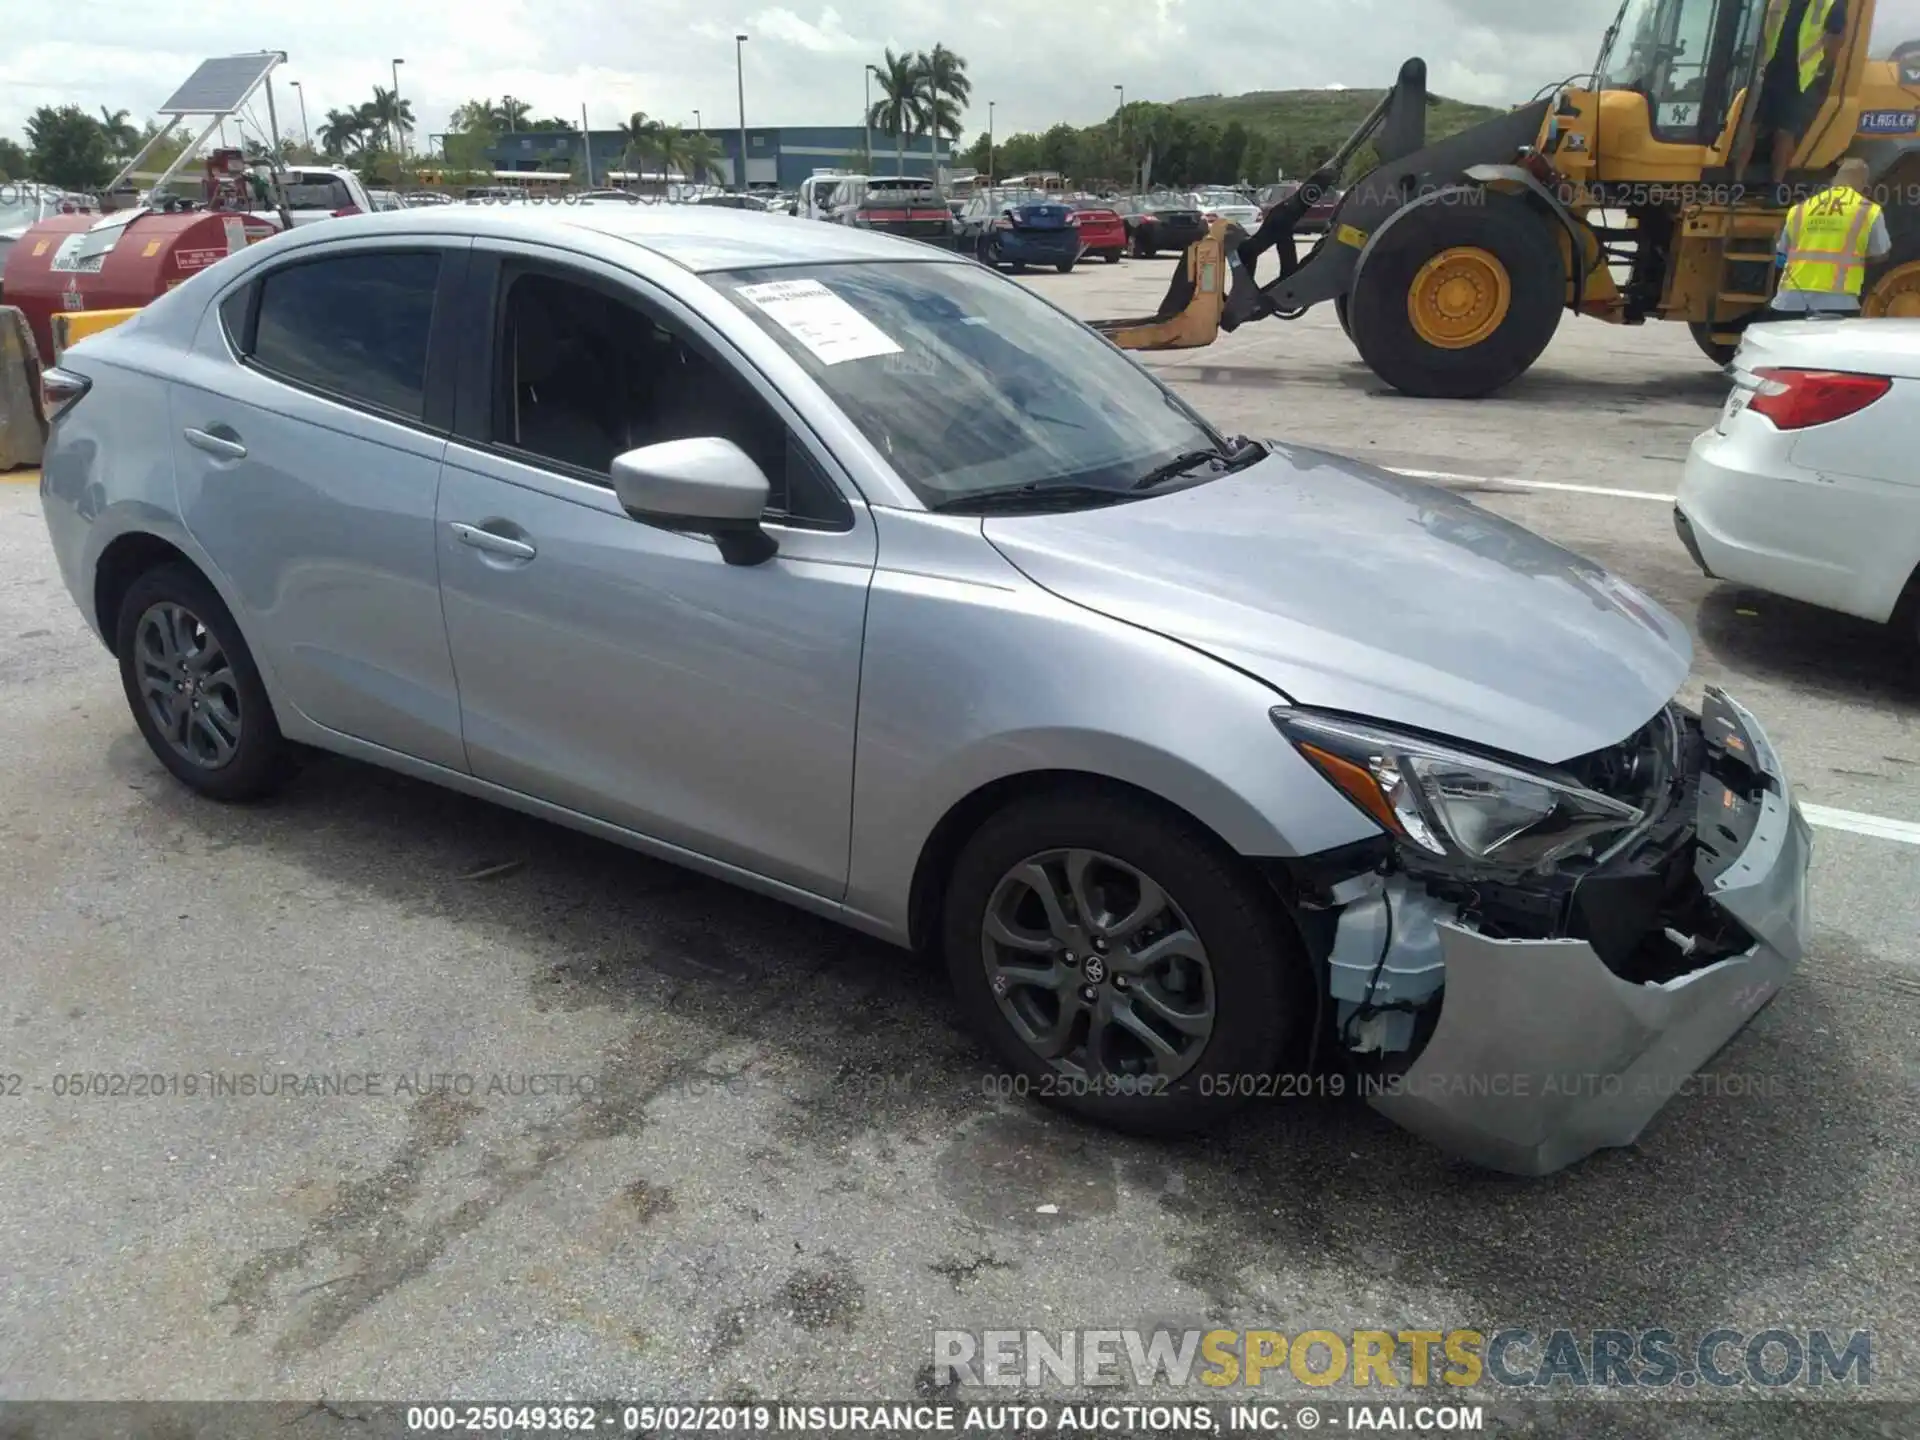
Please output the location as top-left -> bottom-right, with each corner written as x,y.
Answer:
133,601 -> 243,769
980,848 -> 1216,1083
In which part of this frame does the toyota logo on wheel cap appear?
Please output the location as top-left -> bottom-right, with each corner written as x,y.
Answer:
1081,955 -> 1107,985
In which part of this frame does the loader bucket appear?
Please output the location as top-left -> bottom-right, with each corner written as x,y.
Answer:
1092,220 -> 1247,350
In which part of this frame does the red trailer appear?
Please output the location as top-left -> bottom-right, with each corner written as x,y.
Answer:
0,208 -> 279,364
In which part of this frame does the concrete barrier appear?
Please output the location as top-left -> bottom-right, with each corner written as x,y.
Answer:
0,306 -> 44,471
51,308 -> 142,364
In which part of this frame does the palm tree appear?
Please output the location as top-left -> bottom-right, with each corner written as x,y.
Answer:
366,86 -> 414,153
866,48 -> 927,179
681,131 -> 725,185
318,107 -> 370,158
97,106 -> 139,158
617,111 -> 658,184
914,45 -> 970,177
653,125 -> 685,182
496,97 -> 532,131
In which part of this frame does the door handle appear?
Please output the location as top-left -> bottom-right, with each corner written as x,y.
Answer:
183,427 -> 247,460
450,522 -> 537,560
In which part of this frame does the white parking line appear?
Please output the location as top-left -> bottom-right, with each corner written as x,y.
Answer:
1392,467 -> 1678,504
1801,803 -> 1920,846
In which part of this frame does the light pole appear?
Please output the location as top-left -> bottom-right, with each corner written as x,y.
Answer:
289,80 -> 311,149
735,34 -> 749,193
987,100 -> 995,187
1114,83 -> 1125,189
694,108 -> 702,132
391,58 -> 406,164
864,64 -> 877,171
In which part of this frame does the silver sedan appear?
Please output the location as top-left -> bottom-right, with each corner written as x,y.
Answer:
36,205 -> 1811,1175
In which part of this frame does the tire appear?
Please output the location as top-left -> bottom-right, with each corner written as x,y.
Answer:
1131,229 -> 1155,259
1334,292 -> 1352,341
114,562 -> 295,802
1347,189 -> 1565,399
1103,250 -> 1122,265
1689,321 -> 1740,367
1055,260 -> 1075,273
942,786 -> 1308,1135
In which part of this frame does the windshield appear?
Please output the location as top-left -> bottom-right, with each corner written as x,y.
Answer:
716,260 -> 1223,507
0,197 -> 46,235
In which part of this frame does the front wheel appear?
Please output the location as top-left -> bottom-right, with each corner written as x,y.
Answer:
114,562 -> 296,801
1103,250 -> 1122,265
1347,189 -> 1565,399
942,788 -> 1307,1134
1055,260 -> 1075,273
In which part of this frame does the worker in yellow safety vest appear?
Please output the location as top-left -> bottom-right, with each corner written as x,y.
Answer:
1769,157 -> 1891,315
1734,0 -> 1850,191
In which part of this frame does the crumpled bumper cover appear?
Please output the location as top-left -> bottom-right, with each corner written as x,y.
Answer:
1369,688 -> 1812,1177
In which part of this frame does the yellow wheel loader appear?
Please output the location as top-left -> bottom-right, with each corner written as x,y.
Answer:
1097,0 -> 1920,398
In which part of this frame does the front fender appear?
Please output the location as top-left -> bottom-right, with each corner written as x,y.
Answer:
842,520 -> 1380,941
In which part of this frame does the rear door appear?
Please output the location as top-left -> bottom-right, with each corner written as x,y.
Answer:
171,239 -> 471,769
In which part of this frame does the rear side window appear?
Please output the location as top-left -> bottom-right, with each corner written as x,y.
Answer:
283,176 -> 354,210
249,252 -> 441,418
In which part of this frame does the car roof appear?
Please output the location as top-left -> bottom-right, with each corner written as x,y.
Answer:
240,201 -> 965,273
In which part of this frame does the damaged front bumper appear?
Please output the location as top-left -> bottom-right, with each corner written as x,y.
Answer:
1352,688 -> 1812,1176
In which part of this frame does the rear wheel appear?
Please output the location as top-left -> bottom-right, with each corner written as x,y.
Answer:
1132,229 -> 1156,258
1055,260 -> 1075,273
942,787 -> 1308,1134
1347,190 -> 1565,399
114,562 -> 295,802
1104,249 -> 1122,264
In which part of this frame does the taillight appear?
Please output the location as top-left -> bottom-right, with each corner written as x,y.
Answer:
331,205 -> 362,217
1746,367 -> 1892,430
42,366 -> 92,424
1139,213 -> 1158,223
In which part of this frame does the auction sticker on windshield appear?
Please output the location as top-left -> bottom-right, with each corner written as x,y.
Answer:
734,279 -> 902,364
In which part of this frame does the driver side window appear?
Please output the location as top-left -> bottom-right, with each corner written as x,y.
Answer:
487,267 -> 852,529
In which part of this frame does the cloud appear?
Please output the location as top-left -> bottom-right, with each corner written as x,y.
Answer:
0,0 -> 1646,147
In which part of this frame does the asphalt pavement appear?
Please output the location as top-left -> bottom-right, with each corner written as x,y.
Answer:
1,256 -> 1916,1437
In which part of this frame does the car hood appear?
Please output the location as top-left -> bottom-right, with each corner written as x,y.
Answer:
981,444 -> 1691,764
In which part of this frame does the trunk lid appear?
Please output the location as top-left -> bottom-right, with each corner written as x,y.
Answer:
1734,317 -> 1920,380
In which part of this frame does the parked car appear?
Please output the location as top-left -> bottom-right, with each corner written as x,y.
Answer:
1258,179 -> 1343,235
278,166 -> 375,224
1117,193 -> 1207,257
956,189 -> 1082,271
36,204 -> 1811,1177
1066,196 -> 1126,263
696,193 -> 771,211
831,177 -> 953,242
1191,187 -> 1261,232
400,191 -> 454,207
1677,317 -> 1920,649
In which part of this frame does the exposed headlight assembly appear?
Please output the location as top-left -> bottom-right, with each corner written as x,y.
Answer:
1272,709 -> 1645,873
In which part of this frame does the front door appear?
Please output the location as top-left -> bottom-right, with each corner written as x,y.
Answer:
434,250 -> 877,899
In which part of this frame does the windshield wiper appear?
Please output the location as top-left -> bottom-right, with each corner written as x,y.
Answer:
930,482 -> 1133,514
1129,440 -> 1265,492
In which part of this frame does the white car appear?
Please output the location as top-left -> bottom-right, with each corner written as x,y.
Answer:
1677,318 -> 1920,649
1191,189 -> 1261,230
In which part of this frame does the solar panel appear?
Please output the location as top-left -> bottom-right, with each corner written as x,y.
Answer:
157,53 -> 281,116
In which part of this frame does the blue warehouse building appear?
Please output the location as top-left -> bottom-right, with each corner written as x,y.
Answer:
486,125 -> 949,188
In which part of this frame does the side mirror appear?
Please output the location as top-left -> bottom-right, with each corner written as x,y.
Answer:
610,437 -> 778,566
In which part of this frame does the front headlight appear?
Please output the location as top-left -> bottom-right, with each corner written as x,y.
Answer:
1272,709 -> 1645,872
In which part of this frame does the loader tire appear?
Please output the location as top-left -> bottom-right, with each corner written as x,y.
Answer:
1689,322 -> 1741,367
1348,190 -> 1564,399
1335,293 -> 1352,341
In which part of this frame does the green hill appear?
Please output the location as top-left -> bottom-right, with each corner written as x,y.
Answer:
1170,87 -> 1508,155
968,86 -> 1511,190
